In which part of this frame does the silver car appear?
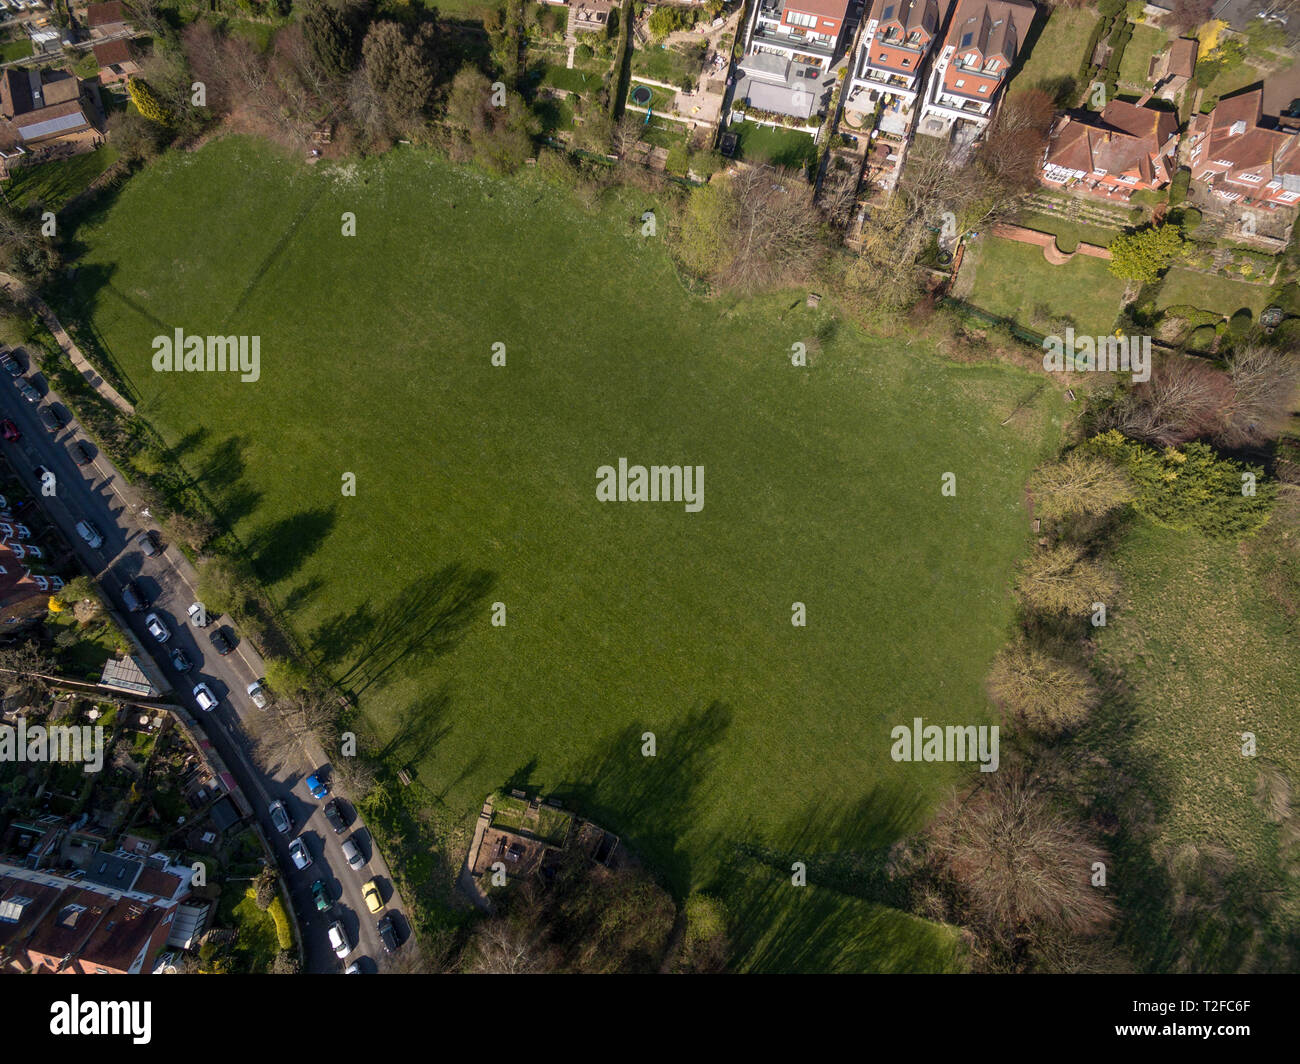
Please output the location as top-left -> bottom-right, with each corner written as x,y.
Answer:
341,836 -> 365,871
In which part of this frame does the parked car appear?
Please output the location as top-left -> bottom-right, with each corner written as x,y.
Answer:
268,799 -> 291,834
120,580 -> 147,612
310,879 -> 331,912
306,772 -> 328,800
208,626 -> 234,656
288,837 -> 312,871
38,407 -> 63,432
75,520 -> 103,549
136,530 -> 160,557
16,380 -> 39,404
377,914 -> 398,954
193,683 -> 218,712
169,647 -> 193,673
1,419 -> 19,442
144,612 -> 170,643
340,836 -> 365,871
328,921 -> 352,959
187,601 -> 208,628
0,352 -> 22,377
323,799 -> 347,834
246,680 -> 268,709
72,440 -> 94,465
362,879 -> 384,915
343,962 -> 362,974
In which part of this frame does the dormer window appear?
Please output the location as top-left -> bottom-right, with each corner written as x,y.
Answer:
1230,119 -> 1247,136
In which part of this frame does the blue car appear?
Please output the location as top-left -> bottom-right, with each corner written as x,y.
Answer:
306,773 -> 328,800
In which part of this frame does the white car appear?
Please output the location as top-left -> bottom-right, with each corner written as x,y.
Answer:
144,612 -> 170,643
328,921 -> 352,959
247,680 -> 268,709
341,837 -> 365,871
288,837 -> 312,871
193,683 -> 218,712
75,520 -> 103,549
187,601 -> 208,627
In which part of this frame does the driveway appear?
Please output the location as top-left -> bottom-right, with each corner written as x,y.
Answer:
0,345 -> 410,973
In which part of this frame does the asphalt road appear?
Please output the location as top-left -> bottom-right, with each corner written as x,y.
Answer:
0,356 -> 406,973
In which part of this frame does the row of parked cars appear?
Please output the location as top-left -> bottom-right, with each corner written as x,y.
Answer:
269,776 -> 401,967
2,348 -> 73,438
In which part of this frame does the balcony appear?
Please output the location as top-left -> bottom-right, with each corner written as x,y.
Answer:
751,24 -> 837,61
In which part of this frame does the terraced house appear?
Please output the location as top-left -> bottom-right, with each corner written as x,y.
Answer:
845,0 -> 948,134
1188,89 -> 1300,209
918,0 -> 1033,138
1040,99 -> 1179,201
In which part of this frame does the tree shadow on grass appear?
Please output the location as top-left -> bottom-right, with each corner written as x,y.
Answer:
194,434 -> 262,530
378,683 -> 455,768
551,700 -> 732,898
246,505 -> 339,586
311,565 -> 497,698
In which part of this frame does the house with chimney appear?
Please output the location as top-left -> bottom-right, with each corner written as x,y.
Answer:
0,67 -> 99,176
1188,89 -> 1300,209
1041,99 -> 1180,201
918,0 -> 1034,138
845,0 -> 950,134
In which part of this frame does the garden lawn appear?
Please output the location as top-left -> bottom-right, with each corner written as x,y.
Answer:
63,136 -> 1064,970
1118,24 -> 1167,91
1016,212 -> 1122,254
730,119 -> 817,169
963,235 -> 1125,336
3,146 -> 120,213
1012,8 -> 1098,98
631,41 -> 705,88
1155,267 -> 1272,319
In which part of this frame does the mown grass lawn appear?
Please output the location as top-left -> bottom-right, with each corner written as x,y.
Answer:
730,120 -> 817,169
1155,267 -> 1272,319
963,235 -> 1125,336
3,146 -> 120,213
1015,212 -> 1122,254
63,136 -> 1063,970
1118,24 -> 1167,91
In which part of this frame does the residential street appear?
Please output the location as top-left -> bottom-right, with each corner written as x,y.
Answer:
0,345 -> 409,973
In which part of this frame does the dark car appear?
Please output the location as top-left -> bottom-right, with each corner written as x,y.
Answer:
1,419 -> 19,442
310,879 -> 331,912
377,914 -> 399,954
137,530 -> 160,557
16,379 -> 39,404
0,351 -> 22,377
169,647 -> 193,673
209,626 -> 234,656
72,440 -> 94,465
120,580 -> 148,612
323,799 -> 347,835
38,407 -> 62,433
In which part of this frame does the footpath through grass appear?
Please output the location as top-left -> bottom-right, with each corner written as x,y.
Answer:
65,136 -> 1063,969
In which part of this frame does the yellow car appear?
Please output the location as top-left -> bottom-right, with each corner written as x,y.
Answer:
361,879 -> 384,915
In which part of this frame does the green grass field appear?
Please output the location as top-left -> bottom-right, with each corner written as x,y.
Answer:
963,235 -> 1125,336
62,136 -> 1064,969
1117,24 -> 1166,91
1089,515 -> 1300,971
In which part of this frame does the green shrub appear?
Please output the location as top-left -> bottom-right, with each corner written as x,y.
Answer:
269,896 -> 293,950
1228,307 -> 1254,337
1168,168 -> 1190,205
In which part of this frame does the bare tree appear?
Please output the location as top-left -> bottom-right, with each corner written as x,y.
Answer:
0,640 -> 57,695
987,637 -> 1099,735
247,687 -> 337,768
1216,344 -> 1299,448
927,768 -> 1115,970
1015,544 -> 1119,617
1099,355 -> 1233,446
